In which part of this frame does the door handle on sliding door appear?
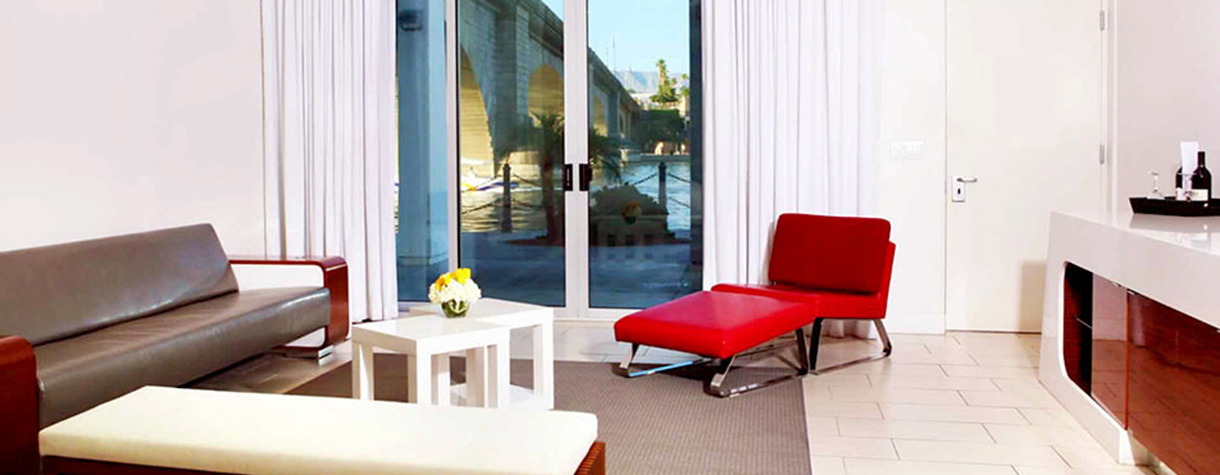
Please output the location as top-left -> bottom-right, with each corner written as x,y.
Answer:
579,163 -> 591,192
563,164 -> 590,192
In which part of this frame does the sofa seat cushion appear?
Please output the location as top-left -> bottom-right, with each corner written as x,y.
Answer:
40,387 -> 599,475
711,283 -> 889,319
34,287 -> 329,428
614,291 -> 813,359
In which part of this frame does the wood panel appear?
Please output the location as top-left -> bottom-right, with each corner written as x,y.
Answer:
0,335 -> 39,475
1128,292 -> 1220,475
1090,275 -> 1127,427
45,441 -> 607,475
1063,263 -> 1092,393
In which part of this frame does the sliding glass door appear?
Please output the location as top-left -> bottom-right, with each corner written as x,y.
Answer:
439,0 -> 701,316
584,0 -> 702,312
454,0 -> 568,306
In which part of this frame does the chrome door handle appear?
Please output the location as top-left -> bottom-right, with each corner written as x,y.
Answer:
952,175 -> 977,203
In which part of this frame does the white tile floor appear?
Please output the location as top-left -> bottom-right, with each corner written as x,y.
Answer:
535,326 -> 1153,475
798,332 -> 1153,475
199,321 -> 1155,475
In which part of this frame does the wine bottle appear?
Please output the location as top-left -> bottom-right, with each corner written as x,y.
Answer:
1191,151 -> 1212,201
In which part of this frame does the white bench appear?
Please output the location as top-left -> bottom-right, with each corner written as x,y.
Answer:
39,387 -> 604,475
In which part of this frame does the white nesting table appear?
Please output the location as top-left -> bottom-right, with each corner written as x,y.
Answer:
406,298 -> 555,410
351,316 -> 511,408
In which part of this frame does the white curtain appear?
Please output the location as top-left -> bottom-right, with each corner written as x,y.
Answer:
703,0 -> 883,337
261,0 -> 399,322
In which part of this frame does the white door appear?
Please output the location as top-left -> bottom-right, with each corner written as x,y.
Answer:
946,0 -> 1106,331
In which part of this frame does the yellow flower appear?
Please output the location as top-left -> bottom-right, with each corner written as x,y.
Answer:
435,273 -> 452,289
454,268 -> 471,283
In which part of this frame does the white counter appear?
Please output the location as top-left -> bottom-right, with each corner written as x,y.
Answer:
1039,210 -> 1220,464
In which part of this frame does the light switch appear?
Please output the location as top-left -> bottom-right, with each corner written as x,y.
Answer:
890,141 -> 927,161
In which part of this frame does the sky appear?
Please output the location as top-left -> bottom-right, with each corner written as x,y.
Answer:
539,0 -> 691,76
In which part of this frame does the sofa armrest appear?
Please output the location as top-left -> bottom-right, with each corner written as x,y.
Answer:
228,256 -> 350,347
575,441 -> 606,475
0,335 -> 39,474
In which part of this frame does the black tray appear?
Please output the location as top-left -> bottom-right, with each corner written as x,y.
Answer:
1130,197 -> 1220,216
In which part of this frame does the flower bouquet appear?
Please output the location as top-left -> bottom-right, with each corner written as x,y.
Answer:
429,268 -> 482,318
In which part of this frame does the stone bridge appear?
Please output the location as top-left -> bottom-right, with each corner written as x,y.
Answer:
458,0 -> 639,176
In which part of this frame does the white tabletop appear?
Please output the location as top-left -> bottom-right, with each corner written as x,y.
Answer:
405,298 -> 553,329
355,315 -> 504,340
352,316 -> 510,355
1049,210 -> 1220,329
1062,209 -> 1220,255
40,387 -> 597,475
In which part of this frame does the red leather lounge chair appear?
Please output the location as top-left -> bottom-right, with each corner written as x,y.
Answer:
714,213 -> 896,374
614,213 -> 896,397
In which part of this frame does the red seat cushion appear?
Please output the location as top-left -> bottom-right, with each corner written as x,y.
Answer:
711,283 -> 887,319
614,291 -> 814,359
769,214 -> 891,294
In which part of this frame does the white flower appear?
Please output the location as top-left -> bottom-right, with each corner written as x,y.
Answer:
428,277 -> 481,305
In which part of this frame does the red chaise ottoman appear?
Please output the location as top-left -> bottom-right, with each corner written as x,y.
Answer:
613,291 -> 814,397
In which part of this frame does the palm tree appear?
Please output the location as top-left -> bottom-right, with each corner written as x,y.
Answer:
526,113 -> 565,244
503,113 -> 623,244
651,59 -> 680,105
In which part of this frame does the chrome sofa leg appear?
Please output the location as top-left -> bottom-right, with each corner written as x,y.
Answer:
809,319 -> 893,375
272,344 -> 334,361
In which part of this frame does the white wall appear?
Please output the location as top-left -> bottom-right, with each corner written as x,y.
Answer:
1114,0 -> 1220,203
0,1 -> 265,253
875,0 -> 948,333
0,1 -> 952,328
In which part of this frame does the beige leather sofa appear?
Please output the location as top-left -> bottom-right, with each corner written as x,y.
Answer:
0,224 -> 340,473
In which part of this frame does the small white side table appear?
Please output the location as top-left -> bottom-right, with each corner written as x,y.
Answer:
407,298 -> 555,410
351,317 -> 511,408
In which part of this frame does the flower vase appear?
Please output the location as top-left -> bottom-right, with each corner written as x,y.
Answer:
442,300 -> 469,318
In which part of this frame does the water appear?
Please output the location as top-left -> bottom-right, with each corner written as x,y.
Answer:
455,153 -> 700,309
459,154 -> 693,233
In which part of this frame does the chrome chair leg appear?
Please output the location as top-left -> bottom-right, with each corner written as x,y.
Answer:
613,343 -> 713,379
809,318 -> 893,375
615,330 -> 813,398
705,327 -> 810,398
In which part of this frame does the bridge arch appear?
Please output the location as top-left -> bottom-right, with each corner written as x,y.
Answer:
459,47 -> 493,166
592,97 -> 607,135
527,64 -> 564,120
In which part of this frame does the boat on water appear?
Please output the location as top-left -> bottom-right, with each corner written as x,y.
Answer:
461,176 -> 521,193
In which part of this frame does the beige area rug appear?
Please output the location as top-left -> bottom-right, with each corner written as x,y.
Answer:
289,354 -> 812,475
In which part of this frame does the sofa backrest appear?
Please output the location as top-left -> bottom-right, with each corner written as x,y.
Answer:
0,224 -> 238,345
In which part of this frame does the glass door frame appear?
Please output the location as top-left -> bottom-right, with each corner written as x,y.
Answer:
442,0 -> 665,320
560,0 -> 596,319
